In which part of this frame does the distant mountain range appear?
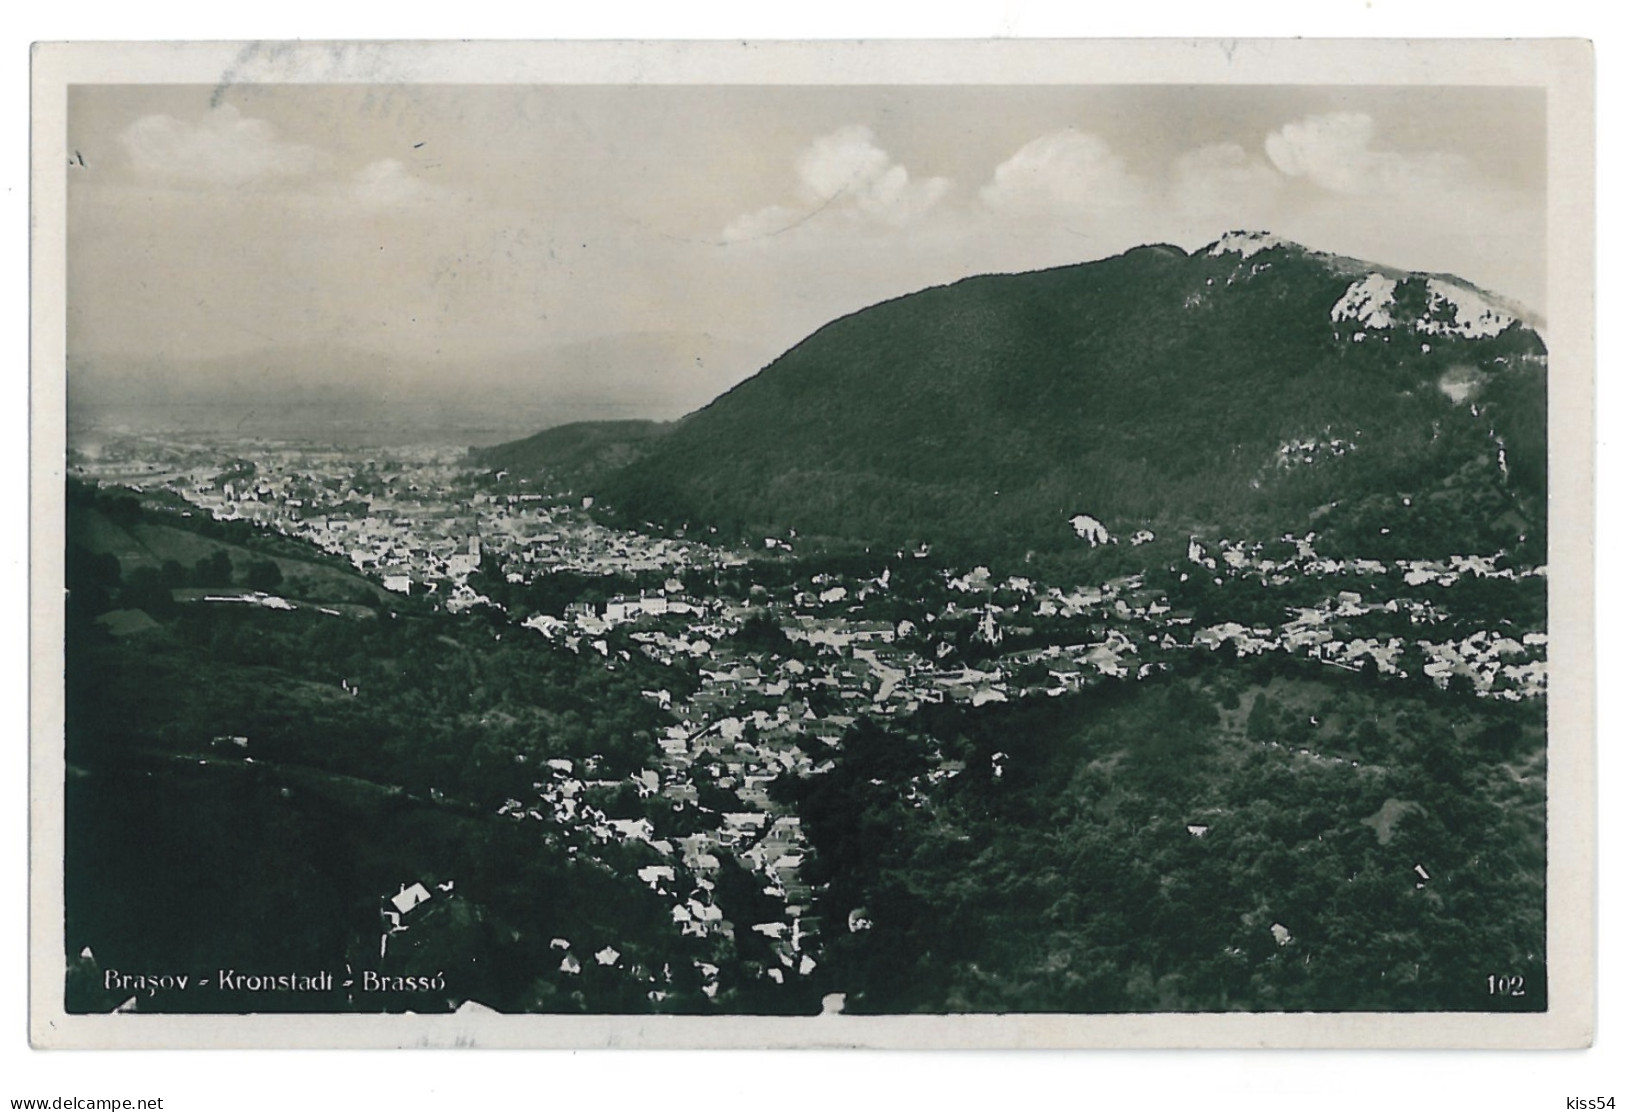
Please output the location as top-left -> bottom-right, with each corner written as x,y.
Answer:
488,232 -> 1546,560
69,331 -> 773,445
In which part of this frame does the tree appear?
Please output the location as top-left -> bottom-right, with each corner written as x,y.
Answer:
101,493 -> 142,528
1473,720 -> 1524,760
192,550 -> 235,587
1246,692 -> 1274,740
732,611 -> 790,655
118,566 -> 176,618
245,559 -> 284,593
66,546 -> 121,621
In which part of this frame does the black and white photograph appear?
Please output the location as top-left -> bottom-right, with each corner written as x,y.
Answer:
28,38 -> 1594,1055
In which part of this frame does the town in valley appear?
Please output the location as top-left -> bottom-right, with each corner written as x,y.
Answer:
65,392 -> 1549,1014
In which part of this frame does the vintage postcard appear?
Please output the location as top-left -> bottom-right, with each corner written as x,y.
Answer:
29,38 -> 1594,1049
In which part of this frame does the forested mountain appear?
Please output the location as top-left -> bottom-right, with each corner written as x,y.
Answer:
553,232 -> 1547,559
471,419 -> 672,485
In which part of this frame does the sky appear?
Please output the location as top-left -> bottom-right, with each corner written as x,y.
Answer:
66,82 -> 1547,411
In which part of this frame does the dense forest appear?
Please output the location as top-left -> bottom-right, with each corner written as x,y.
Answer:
572,241 -> 1545,560
783,652 -> 1546,1013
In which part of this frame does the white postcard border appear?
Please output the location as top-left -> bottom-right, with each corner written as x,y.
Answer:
29,37 -> 1596,1050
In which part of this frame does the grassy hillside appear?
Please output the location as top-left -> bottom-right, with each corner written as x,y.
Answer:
67,486 -> 380,605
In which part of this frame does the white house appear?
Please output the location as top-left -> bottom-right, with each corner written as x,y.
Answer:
1069,514 -> 1110,546
389,882 -> 432,916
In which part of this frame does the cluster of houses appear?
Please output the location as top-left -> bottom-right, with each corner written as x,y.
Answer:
1181,532 -> 1547,699
122,441 -> 748,605
87,432 -> 1549,997
119,433 -> 1549,710
490,733 -> 827,993
1273,434 -> 1358,471
70,433 -> 248,493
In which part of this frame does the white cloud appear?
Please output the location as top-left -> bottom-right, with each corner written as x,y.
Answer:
723,125 -> 949,242
1264,112 -> 1471,195
794,126 -> 893,205
119,105 -> 322,187
115,107 -> 452,212
979,129 -> 1138,216
1253,111 -> 1541,306
348,159 -> 450,206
